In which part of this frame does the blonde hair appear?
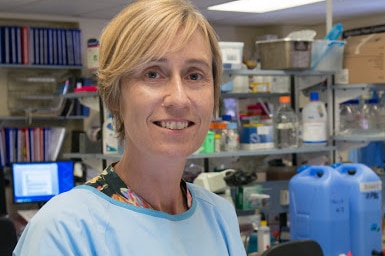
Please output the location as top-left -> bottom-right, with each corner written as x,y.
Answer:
97,0 -> 222,142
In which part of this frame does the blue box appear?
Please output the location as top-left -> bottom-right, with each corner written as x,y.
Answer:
240,125 -> 273,150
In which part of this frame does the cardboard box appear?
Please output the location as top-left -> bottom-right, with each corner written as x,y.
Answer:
343,32 -> 385,84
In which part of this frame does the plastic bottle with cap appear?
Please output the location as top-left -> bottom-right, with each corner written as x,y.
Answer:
302,91 -> 328,146
273,96 -> 299,149
214,133 -> 221,153
225,122 -> 239,152
257,220 -> 271,253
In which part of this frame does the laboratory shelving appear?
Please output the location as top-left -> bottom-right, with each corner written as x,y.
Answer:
64,69 -> 337,163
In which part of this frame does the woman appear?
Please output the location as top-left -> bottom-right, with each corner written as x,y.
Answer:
13,0 -> 247,255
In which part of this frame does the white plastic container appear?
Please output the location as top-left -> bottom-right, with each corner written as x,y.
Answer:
257,220 -> 271,253
218,42 -> 244,70
302,92 -> 328,146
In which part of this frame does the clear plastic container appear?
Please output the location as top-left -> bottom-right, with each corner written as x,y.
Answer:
225,122 -> 239,152
357,98 -> 381,134
378,95 -> 385,130
339,99 -> 359,134
273,96 -> 299,149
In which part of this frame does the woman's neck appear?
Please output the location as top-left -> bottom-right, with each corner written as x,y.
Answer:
113,152 -> 188,214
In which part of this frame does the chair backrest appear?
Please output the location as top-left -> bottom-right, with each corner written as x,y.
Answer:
261,240 -> 324,256
0,217 -> 18,256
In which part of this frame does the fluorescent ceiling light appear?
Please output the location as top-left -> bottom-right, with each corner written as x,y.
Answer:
208,0 -> 325,13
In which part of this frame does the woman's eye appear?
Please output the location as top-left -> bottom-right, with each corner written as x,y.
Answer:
188,73 -> 201,80
145,71 -> 159,79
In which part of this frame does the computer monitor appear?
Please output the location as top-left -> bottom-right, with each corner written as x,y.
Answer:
11,161 -> 74,205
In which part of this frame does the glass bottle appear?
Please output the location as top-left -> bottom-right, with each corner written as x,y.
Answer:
273,96 -> 299,149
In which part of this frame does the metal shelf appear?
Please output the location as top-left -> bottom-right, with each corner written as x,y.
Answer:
63,153 -> 121,161
64,92 -> 98,99
0,64 -> 83,70
221,92 -> 289,99
0,115 -> 87,121
333,133 -> 385,143
64,146 -> 336,161
223,69 -> 335,77
332,83 -> 385,90
189,146 -> 336,159
65,92 -> 100,111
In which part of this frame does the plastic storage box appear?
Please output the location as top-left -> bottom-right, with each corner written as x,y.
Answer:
218,42 -> 244,70
311,40 -> 346,71
256,39 -> 312,70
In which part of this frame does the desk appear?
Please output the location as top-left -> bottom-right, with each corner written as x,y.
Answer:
17,209 -> 38,222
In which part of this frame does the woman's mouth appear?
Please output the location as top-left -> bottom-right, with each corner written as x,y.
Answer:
154,121 -> 193,130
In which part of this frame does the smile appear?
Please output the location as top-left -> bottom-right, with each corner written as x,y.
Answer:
154,121 -> 192,130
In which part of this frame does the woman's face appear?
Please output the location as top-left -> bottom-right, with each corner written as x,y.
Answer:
120,30 -> 214,158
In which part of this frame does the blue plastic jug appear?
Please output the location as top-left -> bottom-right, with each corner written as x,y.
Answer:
289,165 -> 350,256
334,163 -> 382,256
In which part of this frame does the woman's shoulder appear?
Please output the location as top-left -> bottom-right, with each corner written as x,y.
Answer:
30,185 -> 110,224
187,183 -> 235,211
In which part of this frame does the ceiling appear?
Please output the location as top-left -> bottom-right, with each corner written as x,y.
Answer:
0,0 -> 384,26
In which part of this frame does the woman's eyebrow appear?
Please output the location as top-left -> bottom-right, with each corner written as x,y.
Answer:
185,58 -> 211,69
146,57 -> 211,69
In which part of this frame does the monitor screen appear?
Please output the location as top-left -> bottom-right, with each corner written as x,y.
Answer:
11,161 -> 74,204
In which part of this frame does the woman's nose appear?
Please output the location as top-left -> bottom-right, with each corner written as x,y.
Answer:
162,76 -> 190,108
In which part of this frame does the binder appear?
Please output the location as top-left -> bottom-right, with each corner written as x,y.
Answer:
24,128 -> 31,162
42,28 -> 48,65
52,28 -> 58,65
15,26 -> 22,64
21,26 -> 29,64
34,127 -> 43,161
60,29 -> 67,65
39,28 -> 44,65
43,127 -> 49,161
4,26 -> 10,64
66,29 -> 74,65
72,29 -> 82,66
16,128 -> 26,162
32,27 -> 40,65
28,27 -> 34,65
0,26 -> 3,64
28,128 -> 35,161
57,28 -> 63,65
47,28 -> 53,65
10,26 -> 17,64
0,129 -> 6,168
4,128 -> 16,165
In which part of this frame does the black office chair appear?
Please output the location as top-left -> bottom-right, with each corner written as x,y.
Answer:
0,217 -> 18,256
261,239 -> 324,256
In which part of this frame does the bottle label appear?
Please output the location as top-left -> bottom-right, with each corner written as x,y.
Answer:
360,181 -> 382,192
302,121 -> 327,143
276,123 -> 296,129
